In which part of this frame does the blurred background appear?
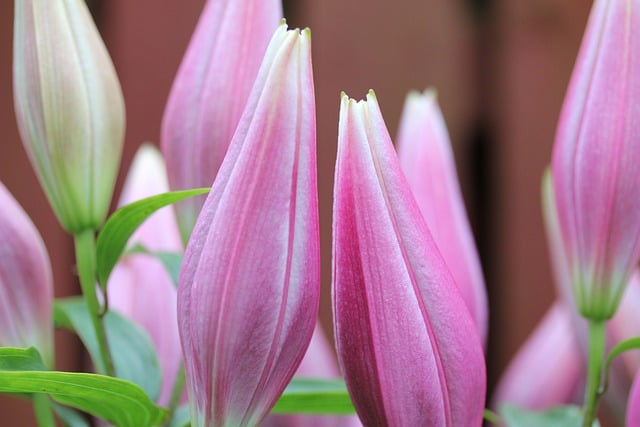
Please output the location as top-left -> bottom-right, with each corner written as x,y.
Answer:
0,0 -> 594,424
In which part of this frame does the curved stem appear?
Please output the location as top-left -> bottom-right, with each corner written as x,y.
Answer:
582,319 -> 606,427
74,229 -> 115,376
33,394 -> 56,427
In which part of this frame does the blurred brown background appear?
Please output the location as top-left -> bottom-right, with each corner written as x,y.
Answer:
0,0 -> 593,425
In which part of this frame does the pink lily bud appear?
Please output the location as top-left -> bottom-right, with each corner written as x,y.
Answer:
107,144 -> 183,405
0,182 -> 53,367
161,0 -> 282,241
492,303 -> 583,411
551,0 -> 640,319
263,323 -> 363,427
178,23 -> 319,427
627,370 -> 640,426
333,91 -> 486,426
13,0 -> 125,233
544,171 -> 640,419
396,89 -> 488,345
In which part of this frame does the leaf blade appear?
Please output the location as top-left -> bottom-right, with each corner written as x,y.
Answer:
96,188 -> 208,286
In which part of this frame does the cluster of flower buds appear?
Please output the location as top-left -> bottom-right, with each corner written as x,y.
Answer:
5,0 -> 640,425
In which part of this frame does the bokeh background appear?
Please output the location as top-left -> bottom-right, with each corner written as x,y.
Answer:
0,0 -> 593,424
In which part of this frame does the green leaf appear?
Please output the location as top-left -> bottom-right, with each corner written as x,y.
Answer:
601,336 -> 640,394
125,243 -> 183,287
500,405 -> 599,427
0,347 -> 166,427
54,298 -> 162,401
96,188 -> 209,287
271,378 -> 355,415
0,346 -> 47,371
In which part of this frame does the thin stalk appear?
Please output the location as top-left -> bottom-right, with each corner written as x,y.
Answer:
582,319 -> 606,427
33,394 -> 56,427
74,229 -> 115,376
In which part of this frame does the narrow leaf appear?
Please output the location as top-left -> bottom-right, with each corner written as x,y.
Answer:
54,298 -> 162,401
500,405 -> 599,427
271,378 -> 355,415
0,347 -> 166,427
96,188 -> 208,286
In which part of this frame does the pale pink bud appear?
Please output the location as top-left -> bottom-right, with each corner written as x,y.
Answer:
107,144 -> 183,406
333,91 -> 486,426
13,0 -> 125,233
178,24 -> 319,427
396,89 -> 488,345
0,182 -> 53,367
161,0 -> 282,241
492,303 -> 583,411
551,0 -> 640,319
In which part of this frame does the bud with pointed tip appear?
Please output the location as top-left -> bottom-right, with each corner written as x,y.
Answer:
551,0 -> 640,319
333,91 -> 486,426
396,89 -> 488,345
178,24 -> 319,427
161,0 -> 282,241
13,0 -> 125,233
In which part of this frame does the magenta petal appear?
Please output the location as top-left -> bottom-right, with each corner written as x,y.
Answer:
107,145 -> 183,405
492,303 -> 583,411
551,0 -> 640,319
178,24 -> 319,427
333,91 -> 486,427
627,368 -> 640,426
396,90 -> 488,345
161,0 -> 282,240
0,182 -> 53,367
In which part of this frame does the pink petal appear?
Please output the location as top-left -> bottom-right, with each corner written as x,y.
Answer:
551,0 -> 640,318
107,145 -> 183,405
161,0 -> 282,240
627,369 -> 640,426
396,89 -> 488,345
492,303 -> 583,411
333,91 -> 486,426
0,182 -> 53,367
178,24 -> 319,426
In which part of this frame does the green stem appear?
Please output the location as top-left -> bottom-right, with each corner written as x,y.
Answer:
74,229 -> 115,376
33,394 -> 56,427
582,319 -> 606,427
163,363 -> 186,427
